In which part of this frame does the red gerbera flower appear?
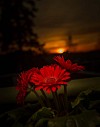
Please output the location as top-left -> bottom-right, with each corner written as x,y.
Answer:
30,64 -> 70,93
16,90 -> 26,104
16,67 -> 38,104
54,56 -> 85,72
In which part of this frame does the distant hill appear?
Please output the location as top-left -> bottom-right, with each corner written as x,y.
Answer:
0,50 -> 100,75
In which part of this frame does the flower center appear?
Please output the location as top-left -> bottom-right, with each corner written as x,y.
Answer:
46,77 -> 56,84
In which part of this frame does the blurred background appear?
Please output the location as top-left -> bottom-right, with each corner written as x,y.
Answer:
0,0 -> 100,87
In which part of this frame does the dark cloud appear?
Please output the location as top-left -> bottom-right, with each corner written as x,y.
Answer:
35,0 -> 100,26
35,0 -> 100,46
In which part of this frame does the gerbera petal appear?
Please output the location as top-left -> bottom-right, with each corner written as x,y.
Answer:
78,66 -> 85,70
57,85 -> 61,89
35,86 -> 43,90
40,67 -> 48,77
45,88 -> 51,94
53,65 -> 61,77
31,73 -> 44,84
54,56 -> 66,67
43,86 -> 48,91
58,81 -> 68,84
57,69 -> 66,79
65,60 -> 72,69
51,87 -> 57,92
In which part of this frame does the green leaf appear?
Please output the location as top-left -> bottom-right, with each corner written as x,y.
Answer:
48,110 -> 100,127
27,107 -> 55,126
71,89 -> 92,108
35,118 -> 48,127
12,122 -> 24,127
0,103 -> 40,126
89,100 -> 100,109
6,103 -> 39,120
48,116 -> 67,127
67,110 -> 100,127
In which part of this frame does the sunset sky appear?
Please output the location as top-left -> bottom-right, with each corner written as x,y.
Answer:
35,0 -> 100,53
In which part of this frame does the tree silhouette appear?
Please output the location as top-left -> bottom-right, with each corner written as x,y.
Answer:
0,0 -> 43,53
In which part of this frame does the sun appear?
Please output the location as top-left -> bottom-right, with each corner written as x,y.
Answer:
56,48 -> 65,54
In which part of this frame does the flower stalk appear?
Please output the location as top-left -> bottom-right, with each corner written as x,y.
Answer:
51,90 -> 60,113
33,89 -> 45,107
40,89 -> 51,107
64,85 -> 68,116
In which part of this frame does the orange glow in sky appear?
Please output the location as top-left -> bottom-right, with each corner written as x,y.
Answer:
46,47 -> 68,54
42,32 -> 99,53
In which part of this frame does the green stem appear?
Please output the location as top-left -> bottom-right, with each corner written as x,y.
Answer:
59,94 -> 66,114
51,90 -> 60,113
64,85 -> 68,116
33,89 -> 45,107
40,89 -> 51,107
